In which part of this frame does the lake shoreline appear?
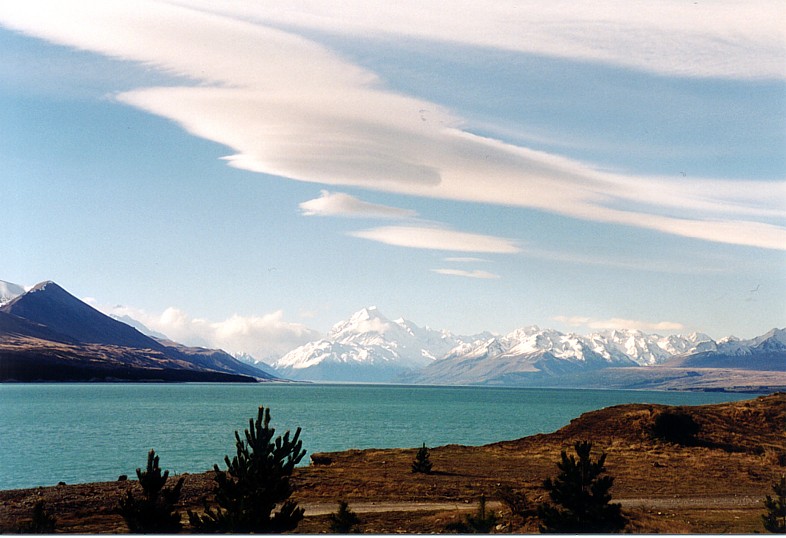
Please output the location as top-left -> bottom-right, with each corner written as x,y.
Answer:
0,383 -> 761,490
2,393 -> 783,533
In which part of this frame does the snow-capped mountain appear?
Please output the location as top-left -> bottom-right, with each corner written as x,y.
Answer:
110,313 -> 170,340
403,326 -> 643,385
663,328 -> 786,371
233,352 -> 279,376
272,307 -> 478,382
404,326 -> 786,385
584,329 -> 715,366
0,280 -> 25,307
438,327 -> 711,369
270,306 -> 785,384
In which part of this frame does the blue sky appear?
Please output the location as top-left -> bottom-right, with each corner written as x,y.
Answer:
1,1 -> 784,360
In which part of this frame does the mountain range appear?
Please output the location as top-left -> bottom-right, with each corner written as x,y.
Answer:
269,306 -> 785,389
0,281 -> 274,382
1,279 -> 784,390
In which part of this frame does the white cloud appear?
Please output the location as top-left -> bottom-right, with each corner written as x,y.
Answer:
350,225 -> 520,253
432,268 -> 500,279
107,304 -> 319,361
169,0 -> 786,80
554,315 -> 685,332
444,257 -> 491,263
299,190 -> 417,218
1,1 -> 784,251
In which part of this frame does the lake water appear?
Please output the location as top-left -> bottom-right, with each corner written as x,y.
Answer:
0,383 -> 757,490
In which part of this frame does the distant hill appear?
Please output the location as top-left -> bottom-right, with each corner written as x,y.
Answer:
0,281 -> 275,382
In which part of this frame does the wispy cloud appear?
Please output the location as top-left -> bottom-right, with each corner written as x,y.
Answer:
444,257 -> 491,263
299,190 -> 416,218
350,225 -> 520,253
1,1 -> 784,250
432,268 -> 500,279
553,315 -> 685,333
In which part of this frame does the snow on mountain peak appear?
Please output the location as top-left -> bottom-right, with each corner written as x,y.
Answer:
329,306 -> 391,339
0,280 -> 26,306
751,328 -> 786,350
274,308 -> 473,380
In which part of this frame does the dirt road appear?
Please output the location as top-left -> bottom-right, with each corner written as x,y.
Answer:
299,495 -> 762,516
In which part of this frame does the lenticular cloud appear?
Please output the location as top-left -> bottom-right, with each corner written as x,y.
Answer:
0,0 -> 784,250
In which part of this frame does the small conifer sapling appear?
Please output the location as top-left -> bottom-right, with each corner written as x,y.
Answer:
328,500 -> 361,533
412,442 -> 433,474
762,474 -> 786,533
116,449 -> 184,533
445,494 -> 498,533
188,405 -> 306,533
537,440 -> 626,533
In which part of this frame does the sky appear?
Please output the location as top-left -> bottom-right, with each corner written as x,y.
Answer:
1,1 -> 785,360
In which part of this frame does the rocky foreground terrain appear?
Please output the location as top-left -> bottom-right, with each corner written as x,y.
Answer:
2,393 -> 784,534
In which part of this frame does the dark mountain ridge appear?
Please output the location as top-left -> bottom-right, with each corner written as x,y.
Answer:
2,281 -> 168,350
0,281 -> 274,382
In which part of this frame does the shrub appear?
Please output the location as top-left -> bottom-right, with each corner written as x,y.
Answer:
328,500 -> 361,533
310,453 -> 333,465
537,440 -> 626,533
445,495 -> 498,533
412,442 -> 433,474
188,405 -> 306,533
651,410 -> 701,445
762,475 -> 786,533
116,449 -> 184,533
15,501 -> 56,534
496,483 -> 531,520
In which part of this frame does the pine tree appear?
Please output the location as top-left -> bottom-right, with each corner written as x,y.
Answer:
328,500 -> 361,533
537,440 -> 626,533
116,449 -> 184,533
412,442 -> 433,474
188,405 -> 306,533
762,475 -> 786,533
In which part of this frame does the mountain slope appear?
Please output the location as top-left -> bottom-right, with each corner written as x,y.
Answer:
0,281 -> 274,382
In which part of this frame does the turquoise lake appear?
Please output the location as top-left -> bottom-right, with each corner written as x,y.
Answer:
0,383 -> 757,490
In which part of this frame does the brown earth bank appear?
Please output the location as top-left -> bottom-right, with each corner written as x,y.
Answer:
2,392 -> 784,534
